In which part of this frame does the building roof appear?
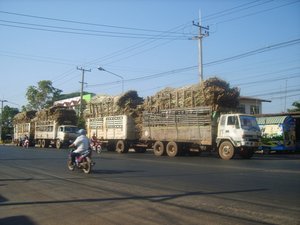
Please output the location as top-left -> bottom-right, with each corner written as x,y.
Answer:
239,96 -> 272,103
256,116 -> 289,125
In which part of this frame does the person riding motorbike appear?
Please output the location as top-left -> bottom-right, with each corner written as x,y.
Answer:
90,132 -> 97,149
23,135 -> 29,148
69,129 -> 90,165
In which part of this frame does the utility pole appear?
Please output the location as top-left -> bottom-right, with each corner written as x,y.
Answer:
77,67 -> 91,117
0,99 -> 8,143
193,11 -> 209,83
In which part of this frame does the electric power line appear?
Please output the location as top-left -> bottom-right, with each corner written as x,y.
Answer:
0,22 -> 190,40
0,10 -> 191,35
86,38 -> 300,88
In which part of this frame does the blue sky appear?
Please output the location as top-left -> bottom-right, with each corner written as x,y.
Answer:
0,0 -> 299,113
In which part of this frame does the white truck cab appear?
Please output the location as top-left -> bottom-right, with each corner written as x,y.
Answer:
55,125 -> 79,149
217,114 -> 261,160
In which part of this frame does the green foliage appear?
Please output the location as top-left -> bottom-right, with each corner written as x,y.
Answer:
261,135 -> 283,146
77,116 -> 86,129
1,105 -> 19,140
25,80 -> 62,110
288,101 -> 300,112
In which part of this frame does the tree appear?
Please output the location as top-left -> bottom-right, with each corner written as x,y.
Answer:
1,105 -> 19,140
288,101 -> 300,112
26,80 -> 62,110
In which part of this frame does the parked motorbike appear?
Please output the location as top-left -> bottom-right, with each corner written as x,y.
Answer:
67,149 -> 93,174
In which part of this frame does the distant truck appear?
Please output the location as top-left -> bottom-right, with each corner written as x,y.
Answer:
13,107 -> 79,149
86,106 -> 261,160
256,115 -> 296,153
14,122 -> 35,146
13,111 -> 36,146
34,121 -> 78,149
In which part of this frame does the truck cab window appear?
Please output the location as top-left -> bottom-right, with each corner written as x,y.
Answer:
227,116 -> 236,125
227,116 -> 240,128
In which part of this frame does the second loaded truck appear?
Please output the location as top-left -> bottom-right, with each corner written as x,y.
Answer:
86,106 -> 261,160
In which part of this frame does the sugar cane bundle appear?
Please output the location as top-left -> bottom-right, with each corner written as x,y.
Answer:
144,77 -> 240,112
33,106 -> 77,125
13,111 -> 37,124
84,90 -> 144,118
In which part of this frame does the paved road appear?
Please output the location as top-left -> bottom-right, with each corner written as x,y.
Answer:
0,145 -> 299,225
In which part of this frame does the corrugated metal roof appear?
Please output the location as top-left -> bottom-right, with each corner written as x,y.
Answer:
256,116 -> 288,125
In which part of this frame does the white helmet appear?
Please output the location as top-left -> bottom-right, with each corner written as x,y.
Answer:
77,129 -> 87,135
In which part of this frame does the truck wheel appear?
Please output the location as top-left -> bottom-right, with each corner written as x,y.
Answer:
166,141 -> 179,157
116,140 -> 129,153
41,139 -> 47,148
153,141 -> 165,156
37,140 -> 42,148
56,140 -> 62,149
218,141 -> 235,160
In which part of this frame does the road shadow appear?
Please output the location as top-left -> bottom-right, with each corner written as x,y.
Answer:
253,152 -> 300,160
0,188 -> 268,207
0,216 -> 36,225
92,169 -> 143,175
0,195 -> 8,203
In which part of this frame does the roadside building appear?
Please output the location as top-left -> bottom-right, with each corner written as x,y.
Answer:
53,94 -> 94,115
238,96 -> 271,114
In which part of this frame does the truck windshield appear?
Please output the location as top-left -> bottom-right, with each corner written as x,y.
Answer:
240,116 -> 260,131
64,127 -> 78,133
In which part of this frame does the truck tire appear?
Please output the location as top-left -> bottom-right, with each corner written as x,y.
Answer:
41,139 -> 45,148
56,140 -> 62,149
116,140 -> 129,153
153,141 -> 165,156
166,141 -> 179,157
37,139 -> 42,148
41,139 -> 49,148
218,141 -> 235,160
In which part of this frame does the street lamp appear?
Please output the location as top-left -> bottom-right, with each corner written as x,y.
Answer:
98,67 -> 124,94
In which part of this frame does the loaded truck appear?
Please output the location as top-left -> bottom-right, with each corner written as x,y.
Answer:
34,121 -> 78,149
85,78 -> 262,160
13,111 -> 36,146
86,106 -> 261,160
14,121 -> 35,146
13,107 -> 79,149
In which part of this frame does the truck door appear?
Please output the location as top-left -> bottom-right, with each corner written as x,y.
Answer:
56,126 -> 64,140
219,115 -> 240,139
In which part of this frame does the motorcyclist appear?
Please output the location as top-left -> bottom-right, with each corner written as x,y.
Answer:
23,135 -> 29,148
90,132 -> 97,149
69,129 -> 90,165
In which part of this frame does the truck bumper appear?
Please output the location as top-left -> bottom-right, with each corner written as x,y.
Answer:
237,141 -> 259,148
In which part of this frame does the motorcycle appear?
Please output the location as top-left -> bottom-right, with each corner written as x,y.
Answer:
67,149 -> 93,174
23,139 -> 29,148
90,140 -> 102,154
